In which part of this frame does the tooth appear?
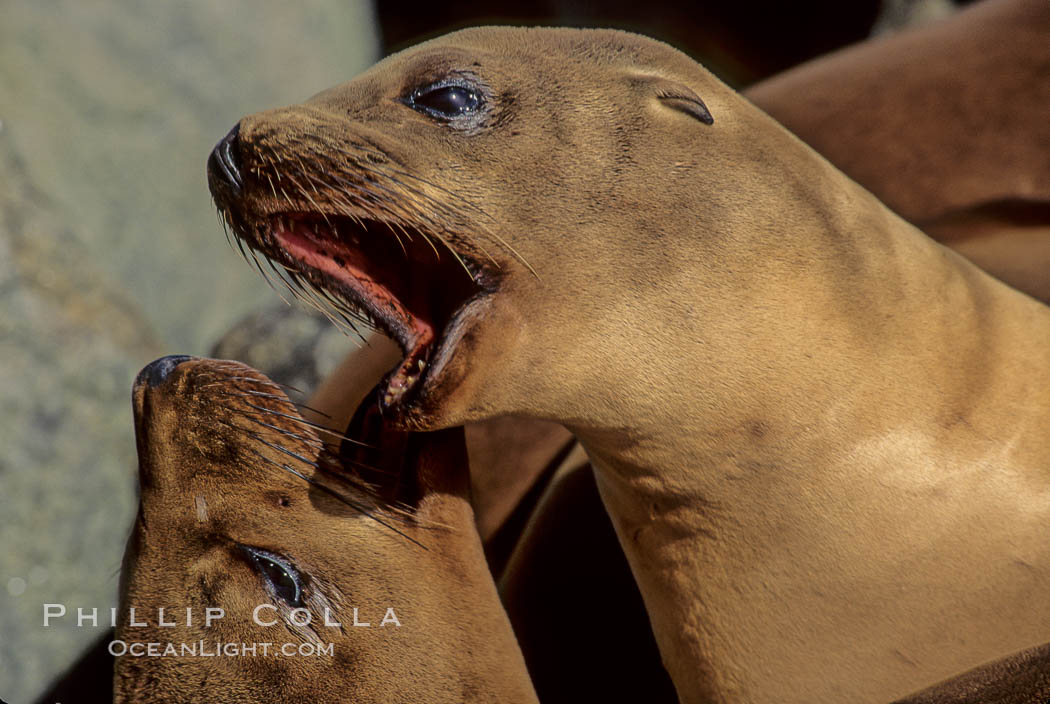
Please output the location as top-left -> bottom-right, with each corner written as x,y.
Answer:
404,375 -> 418,387
417,359 -> 426,371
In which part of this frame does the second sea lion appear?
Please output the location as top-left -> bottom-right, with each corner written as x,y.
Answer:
116,355 -> 536,703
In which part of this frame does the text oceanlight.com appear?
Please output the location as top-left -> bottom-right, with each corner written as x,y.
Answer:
108,641 -> 335,658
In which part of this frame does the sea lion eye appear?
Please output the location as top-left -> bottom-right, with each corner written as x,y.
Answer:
408,82 -> 482,119
241,547 -> 303,607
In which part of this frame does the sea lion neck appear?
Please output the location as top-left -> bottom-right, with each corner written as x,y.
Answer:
553,134 -> 992,443
563,157 -> 1050,701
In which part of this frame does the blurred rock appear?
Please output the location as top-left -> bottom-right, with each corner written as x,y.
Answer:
0,129 -> 160,703
210,304 -> 361,405
0,2 -> 378,700
0,0 -> 379,353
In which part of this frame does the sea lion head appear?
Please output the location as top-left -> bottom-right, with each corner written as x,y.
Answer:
116,355 -> 535,703
208,27 -> 782,430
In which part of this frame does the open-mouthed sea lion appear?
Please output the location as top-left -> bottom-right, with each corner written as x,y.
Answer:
117,355 -> 537,703
207,26 -> 1050,703
299,0 -> 1050,560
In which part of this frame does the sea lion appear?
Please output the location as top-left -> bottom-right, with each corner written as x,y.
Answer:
497,0 -> 1050,692
117,355 -> 537,703
207,26 -> 1050,703
299,0 -> 1050,559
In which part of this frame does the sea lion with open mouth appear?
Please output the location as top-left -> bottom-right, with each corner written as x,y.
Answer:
208,26 -> 1050,703
116,355 -> 537,703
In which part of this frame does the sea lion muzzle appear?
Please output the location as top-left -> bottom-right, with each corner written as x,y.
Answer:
208,122 -> 244,195
132,354 -> 194,389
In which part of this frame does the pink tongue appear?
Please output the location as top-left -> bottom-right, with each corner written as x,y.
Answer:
274,221 -> 433,343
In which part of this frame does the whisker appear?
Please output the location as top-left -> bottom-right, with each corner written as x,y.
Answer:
217,389 -> 334,421
233,412 -> 326,452
247,448 -> 426,549
228,399 -> 375,448
233,424 -> 322,470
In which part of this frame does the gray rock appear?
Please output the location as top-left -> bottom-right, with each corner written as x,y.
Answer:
210,304 -> 362,406
0,129 -> 161,703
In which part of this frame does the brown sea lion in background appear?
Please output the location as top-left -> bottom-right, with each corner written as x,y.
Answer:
116,355 -> 537,703
747,0 -> 1050,303
209,26 -> 1050,702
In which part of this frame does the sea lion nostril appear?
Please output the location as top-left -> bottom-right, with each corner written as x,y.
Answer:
135,355 -> 195,389
209,123 -> 243,192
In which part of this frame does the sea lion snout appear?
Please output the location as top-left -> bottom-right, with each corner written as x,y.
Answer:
207,122 -> 244,196
133,354 -> 194,390
132,358 -> 327,492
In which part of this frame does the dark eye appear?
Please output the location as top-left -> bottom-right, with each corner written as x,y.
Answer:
241,547 -> 302,607
409,83 -> 482,119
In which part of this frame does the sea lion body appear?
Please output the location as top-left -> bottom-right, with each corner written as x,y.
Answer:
209,27 -> 1050,703
117,356 -> 537,703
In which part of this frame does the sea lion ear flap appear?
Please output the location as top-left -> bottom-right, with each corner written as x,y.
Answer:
638,75 -> 714,126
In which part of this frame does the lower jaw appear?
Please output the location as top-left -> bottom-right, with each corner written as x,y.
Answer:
380,354 -> 430,411
373,293 -> 488,426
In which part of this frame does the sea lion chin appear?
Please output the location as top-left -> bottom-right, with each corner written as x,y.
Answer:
116,355 -> 536,703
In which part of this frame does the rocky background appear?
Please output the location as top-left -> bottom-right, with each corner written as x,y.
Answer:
0,3 -> 377,700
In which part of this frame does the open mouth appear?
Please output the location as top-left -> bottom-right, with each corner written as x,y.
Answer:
259,212 -> 493,414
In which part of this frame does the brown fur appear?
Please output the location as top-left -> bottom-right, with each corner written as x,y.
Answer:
116,357 -> 536,703
214,25 -> 1050,703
